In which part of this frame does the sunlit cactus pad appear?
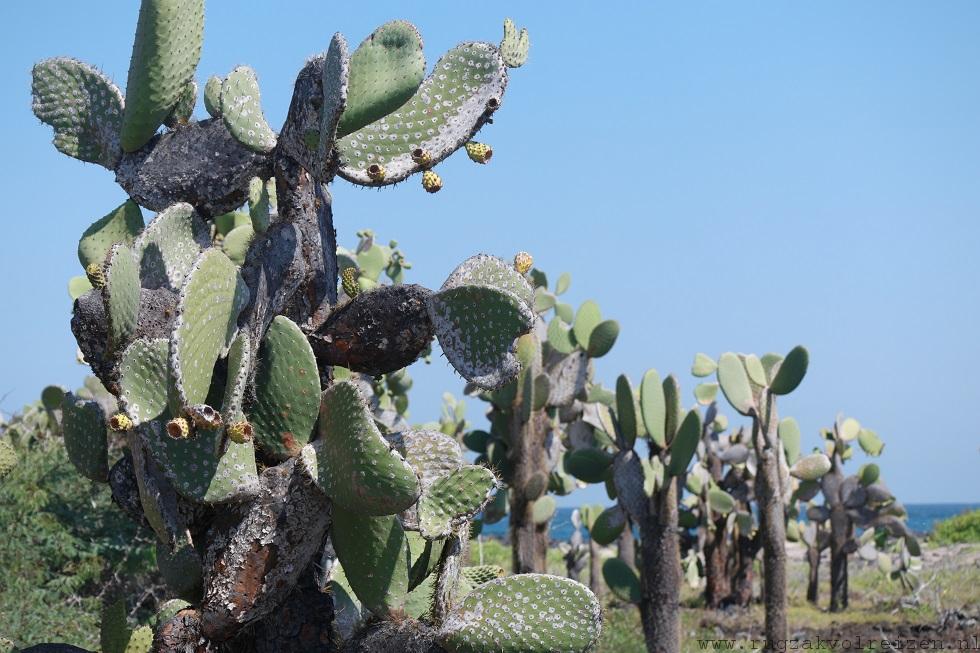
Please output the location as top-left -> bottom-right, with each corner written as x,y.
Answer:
418,464 -> 496,539
332,506 -> 411,617
439,574 -> 603,653
78,200 -> 144,269
221,66 -> 277,153
302,381 -> 420,515
120,0 -> 204,151
31,57 -> 124,167
104,244 -> 141,351
117,337 -> 170,425
388,428 -> 463,488
169,248 -> 250,408
134,203 -> 210,290
337,42 -> 507,185
250,315 -> 320,460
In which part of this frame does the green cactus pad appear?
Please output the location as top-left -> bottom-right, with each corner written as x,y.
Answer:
390,428 -> 463,488
0,439 -> 18,480
69,275 -> 95,299
769,345 -> 809,395
692,353 -> 717,377
532,495 -> 556,524
717,352 -> 755,416
603,557 -> 640,604
858,428 -> 885,456
337,21 -> 425,138
565,447 -> 612,484
439,574 -> 602,653
104,244 -> 141,351
221,223 -> 254,265
101,598 -> 130,653
247,177 -> 276,234
461,565 -> 505,586
790,453 -> 832,481
693,382 -> 719,405
78,200 -> 145,270
430,255 -> 534,389
590,505 -> 626,545
142,418 -> 259,504
859,463 -> 880,486
337,42 -> 507,186
332,505 -> 411,617
250,315 -> 320,460
640,369 -> 667,448
615,374 -> 637,449
779,417 -> 802,466
62,392 -> 109,482
120,0 -> 204,152
118,337 -> 170,425
166,79 -> 196,126
572,300 -> 601,349
221,66 -> 277,153
314,33 -> 351,175
302,381 -> 420,515
666,409 -> 701,477
418,465 -> 497,539
154,598 -> 191,626
213,210 -> 252,236
31,57 -> 124,167
220,333 -> 251,420
708,488 -> 735,514
203,75 -> 222,117
587,319 -> 619,358
124,626 -> 153,653
499,18 -> 530,69
156,541 -> 203,600
134,203 -> 211,290
546,318 -> 576,355
169,248 -> 250,408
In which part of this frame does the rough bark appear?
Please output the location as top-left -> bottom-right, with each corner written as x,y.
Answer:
508,409 -> 551,573
806,543 -> 821,604
753,401 -> 788,651
153,609 -> 219,653
703,514 -> 730,609
201,459 -> 331,642
829,504 -> 850,611
431,524 -> 468,625
588,537 -> 604,598
309,284 -> 434,375
617,520 -> 636,568
728,530 -> 760,607
243,573 -> 336,653
639,478 -> 681,653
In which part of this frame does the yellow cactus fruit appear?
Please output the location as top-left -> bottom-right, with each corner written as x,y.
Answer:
108,413 -> 133,432
85,262 -> 105,289
341,267 -> 360,298
422,170 -> 443,193
227,420 -> 254,444
367,163 -> 386,182
166,417 -> 191,440
411,148 -> 432,166
184,404 -> 223,429
513,251 -> 533,275
465,142 -> 493,164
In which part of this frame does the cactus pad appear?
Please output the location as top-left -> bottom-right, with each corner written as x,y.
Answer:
769,345 -> 809,395
603,557 -> 640,604
302,381 -> 420,515
666,409 -> 702,477
166,80 -> 197,126
143,417 -> 259,503
170,248 -> 250,408
388,428 -> 463,488
104,244 -> 141,351
640,369 -> 667,448
332,506 -> 411,617
118,337 -> 170,425
221,223 -> 254,265
203,75 -> 222,117
62,393 -> 109,482
337,21 -> 425,138
221,66 -> 277,153
499,18 -> 530,69
120,0 -> 204,152
790,453 -> 832,481
78,200 -> 145,270
337,42 -> 507,186
220,333 -> 251,420
31,57 -> 125,167
717,352 -> 755,416
315,33 -> 350,175
134,203 -> 211,290
250,315 -> 320,460
418,465 -> 497,539
439,574 -> 602,653
779,417 -> 802,465
429,255 -> 534,389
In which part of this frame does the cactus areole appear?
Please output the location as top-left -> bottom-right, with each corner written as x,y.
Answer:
31,4 -> 604,652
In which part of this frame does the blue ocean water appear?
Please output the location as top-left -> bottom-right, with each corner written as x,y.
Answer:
479,503 -> 980,542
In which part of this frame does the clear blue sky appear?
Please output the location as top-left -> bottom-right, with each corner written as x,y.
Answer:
1,2 -> 977,505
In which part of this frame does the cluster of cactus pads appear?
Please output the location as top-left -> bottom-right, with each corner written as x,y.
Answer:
31,2 -> 604,651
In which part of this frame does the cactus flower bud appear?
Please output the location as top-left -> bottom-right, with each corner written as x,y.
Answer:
227,420 -> 253,444
108,413 -> 133,432
513,251 -> 533,274
465,142 -> 492,164
411,148 -> 432,166
422,170 -> 442,193
367,163 -> 386,182
341,267 -> 359,298
85,262 -> 105,289
166,417 -> 191,440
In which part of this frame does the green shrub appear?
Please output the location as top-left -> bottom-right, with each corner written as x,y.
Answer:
931,509 -> 980,545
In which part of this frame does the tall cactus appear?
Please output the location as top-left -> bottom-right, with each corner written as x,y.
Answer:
31,5 -> 604,652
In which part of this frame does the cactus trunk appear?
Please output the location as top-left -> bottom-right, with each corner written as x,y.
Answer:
703,514 -> 731,609
728,529 -> 760,607
639,479 -> 681,653
828,455 -> 851,612
755,426 -> 788,650
617,521 -> 636,568
508,410 -> 550,573
806,542 -> 821,604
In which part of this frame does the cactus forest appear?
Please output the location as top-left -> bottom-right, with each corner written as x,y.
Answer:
3,2 -> 977,653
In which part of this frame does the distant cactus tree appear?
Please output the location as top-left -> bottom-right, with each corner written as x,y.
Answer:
460,271 -> 619,573
30,2 -> 604,652
700,347 -> 817,650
